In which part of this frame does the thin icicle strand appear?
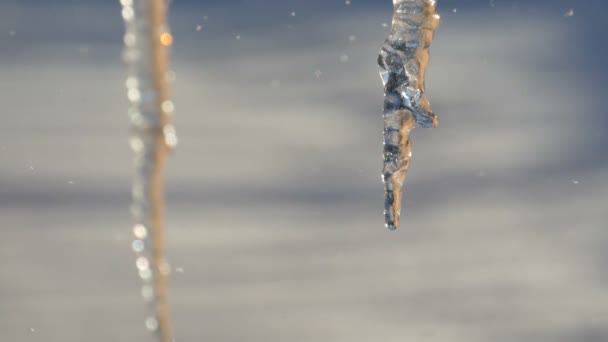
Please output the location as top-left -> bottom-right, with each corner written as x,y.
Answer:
120,0 -> 177,341
378,0 -> 440,230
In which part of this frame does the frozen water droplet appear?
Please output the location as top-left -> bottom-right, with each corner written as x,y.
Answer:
348,35 -> 357,42
270,79 -> 281,88
564,9 -> 574,17
175,267 -> 184,273
572,179 -> 580,185
291,12 -> 296,17
8,30 -> 16,37
235,34 -> 241,40
452,8 -> 457,13
345,0 -> 351,5
314,69 -> 323,78
339,54 -> 349,63
196,25 -> 203,31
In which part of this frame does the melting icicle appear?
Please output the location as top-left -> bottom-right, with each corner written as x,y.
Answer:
120,0 -> 176,341
378,0 -> 441,230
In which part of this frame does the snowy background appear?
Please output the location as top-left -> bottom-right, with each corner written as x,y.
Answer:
1,0 -> 607,341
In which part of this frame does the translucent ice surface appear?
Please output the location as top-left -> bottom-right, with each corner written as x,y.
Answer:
378,0 -> 441,230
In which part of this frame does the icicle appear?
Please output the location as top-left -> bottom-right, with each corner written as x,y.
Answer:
378,0 -> 441,230
120,0 -> 176,341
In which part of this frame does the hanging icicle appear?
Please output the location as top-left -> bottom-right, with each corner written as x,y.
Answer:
120,0 -> 177,341
378,0 -> 441,230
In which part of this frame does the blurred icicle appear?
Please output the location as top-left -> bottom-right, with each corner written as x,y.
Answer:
378,0 -> 441,230
120,0 -> 176,341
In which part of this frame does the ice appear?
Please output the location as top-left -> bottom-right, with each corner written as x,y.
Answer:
120,0 -> 176,341
378,0 -> 441,230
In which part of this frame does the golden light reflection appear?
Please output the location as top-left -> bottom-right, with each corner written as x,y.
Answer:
160,33 -> 173,46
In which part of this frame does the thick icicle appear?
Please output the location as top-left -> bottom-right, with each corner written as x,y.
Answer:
378,0 -> 441,230
120,0 -> 177,341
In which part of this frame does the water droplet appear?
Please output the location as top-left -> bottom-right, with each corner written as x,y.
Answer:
136,257 -> 150,271
127,88 -> 141,102
160,33 -> 173,46
129,136 -> 145,153
345,0 -> 351,5
133,224 -> 148,239
132,239 -> 145,253
163,125 -> 178,148
121,7 -> 134,21
314,69 -> 323,78
125,77 -> 138,89
348,35 -> 357,42
139,268 -> 152,281
123,33 -> 136,47
161,100 -> 175,114
339,54 -> 349,63
145,317 -> 159,331
291,12 -> 296,17
196,25 -> 203,31
564,9 -> 574,17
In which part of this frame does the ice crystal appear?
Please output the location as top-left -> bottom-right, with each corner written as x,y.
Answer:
378,0 -> 441,230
